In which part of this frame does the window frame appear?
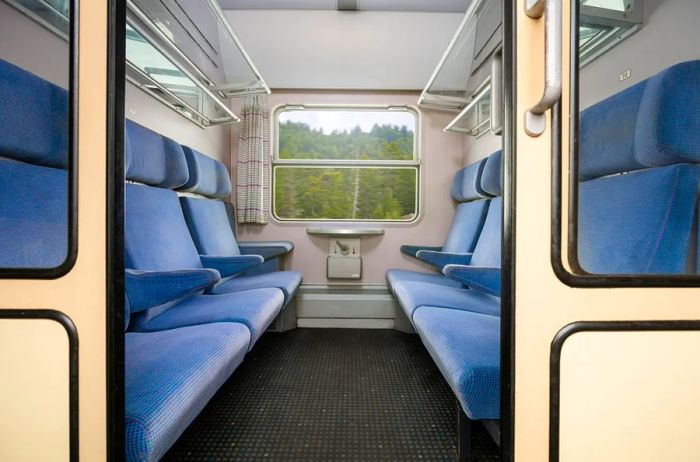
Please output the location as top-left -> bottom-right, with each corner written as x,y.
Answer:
271,104 -> 422,224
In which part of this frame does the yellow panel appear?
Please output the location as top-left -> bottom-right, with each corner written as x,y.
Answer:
559,330 -> 700,462
0,319 -> 70,462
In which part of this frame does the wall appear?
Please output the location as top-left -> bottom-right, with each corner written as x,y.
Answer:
0,2 -> 231,166
224,10 -> 463,90
232,91 -> 464,284
580,0 -> 700,108
462,132 -> 502,167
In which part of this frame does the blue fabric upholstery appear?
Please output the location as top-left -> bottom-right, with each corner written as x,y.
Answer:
578,164 -> 700,274
132,289 -> 284,350
579,80 -> 647,180
386,269 -> 464,290
125,119 -> 189,189
125,184 -> 204,271
200,254 -> 264,278
238,241 -> 295,259
393,281 -> 500,321
416,250 -> 473,269
443,265 -> 501,296
125,268 -> 220,312
634,60 -> 700,167
470,198 -> 502,268
480,151 -> 502,196
180,146 -> 232,199
0,59 -> 68,169
0,159 -> 68,268
180,197 -> 242,256
451,158 -> 488,202
413,307 -> 500,420
0,61 -> 69,269
125,323 -> 249,462
400,245 -> 443,258
209,270 -> 303,303
442,201 -> 490,254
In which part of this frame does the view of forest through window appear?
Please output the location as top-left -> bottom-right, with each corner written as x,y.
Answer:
273,109 -> 418,221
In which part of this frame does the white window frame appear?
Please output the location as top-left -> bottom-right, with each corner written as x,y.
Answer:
272,104 -> 421,223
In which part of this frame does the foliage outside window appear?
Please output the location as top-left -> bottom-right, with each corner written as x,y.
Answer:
273,107 -> 419,222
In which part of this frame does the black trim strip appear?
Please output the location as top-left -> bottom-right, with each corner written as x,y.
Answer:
106,0 -> 126,460
0,309 -> 79,461
551,0 -> 700,287
0,0 -> 79,279
499,0 -> 516,460
550,320 -> 700,462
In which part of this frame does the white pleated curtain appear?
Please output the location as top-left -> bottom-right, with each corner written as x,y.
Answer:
236,95 -> 270,224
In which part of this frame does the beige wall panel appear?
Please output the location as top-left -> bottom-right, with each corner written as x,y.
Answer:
559,331 -> 700,462
231,91 -> 464,284
0,319 -> 69,462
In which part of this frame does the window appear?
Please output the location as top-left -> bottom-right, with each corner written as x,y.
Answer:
273,106 -> 419,222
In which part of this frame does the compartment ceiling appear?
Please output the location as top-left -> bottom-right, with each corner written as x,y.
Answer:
219,0 -> 471,13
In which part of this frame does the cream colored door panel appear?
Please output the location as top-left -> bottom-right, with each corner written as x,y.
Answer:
0,316 -> 75,462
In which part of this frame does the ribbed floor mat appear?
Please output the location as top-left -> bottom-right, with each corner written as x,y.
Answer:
163,328 -> 499,461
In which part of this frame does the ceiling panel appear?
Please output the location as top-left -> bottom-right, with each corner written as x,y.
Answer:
219,0 -> 470,13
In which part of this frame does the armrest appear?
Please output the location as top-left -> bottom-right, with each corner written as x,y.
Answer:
416,250 -> 473,269
443,265 -> 501,296
200,254 -> 264,278
400,245 -> 443,258
125,268 -> 220,312
238,240 -> 294,260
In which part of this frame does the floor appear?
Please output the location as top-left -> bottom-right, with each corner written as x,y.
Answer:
163,328 -> 500,461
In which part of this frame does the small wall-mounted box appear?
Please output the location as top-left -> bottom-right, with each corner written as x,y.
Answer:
327,256 -> 362,279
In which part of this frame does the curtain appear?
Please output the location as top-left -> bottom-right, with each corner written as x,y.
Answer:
236,95 -> 270,224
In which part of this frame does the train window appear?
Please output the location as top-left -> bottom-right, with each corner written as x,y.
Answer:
563,0 -> 700,281
273,106 -> 419,222
0,0 -> 75,275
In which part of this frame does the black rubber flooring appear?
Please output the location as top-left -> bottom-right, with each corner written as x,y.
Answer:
163,328 -> 499,461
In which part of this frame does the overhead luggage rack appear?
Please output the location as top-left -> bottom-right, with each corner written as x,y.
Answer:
126,0 -> 270,126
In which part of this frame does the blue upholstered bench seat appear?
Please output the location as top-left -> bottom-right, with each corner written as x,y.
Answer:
178,146 -> 302,306
394,281 -> 501,320
413,307 -> 500,420
131,289 -> 283,350
386,269 -> 464,290
125,322 -> 250,462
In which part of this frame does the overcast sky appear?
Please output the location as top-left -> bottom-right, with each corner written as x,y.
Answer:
279,110 -> 415,134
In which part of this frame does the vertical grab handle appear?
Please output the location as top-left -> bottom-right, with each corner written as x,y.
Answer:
524,0 -> 562,137
490,49 -> 503,136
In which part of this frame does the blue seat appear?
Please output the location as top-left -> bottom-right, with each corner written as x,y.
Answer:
413,306 -> 500,420
577,60 -> 700,274
392,152 -> 503,323
386,157 -> 492,290
0,59 -> 69,268
125,300 -> 250,462
124,120 -> 283,348
178,146 -> 302,305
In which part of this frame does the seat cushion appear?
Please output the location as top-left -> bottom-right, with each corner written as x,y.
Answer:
393,281 -> 500,321
180,196 -> 241,256
210,270 -> 302,306
132,289 -> 284,350
386,269 -> 464,291
413,307 -> 500,420
125,323 -> 249,462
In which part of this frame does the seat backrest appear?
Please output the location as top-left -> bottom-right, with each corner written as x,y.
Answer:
178,146 -> 241,256
470,151 -> 502,268
0,59 -> 69,268
577,60 -> 700,274
124,119 -> 203,271
442,158 -> 491,254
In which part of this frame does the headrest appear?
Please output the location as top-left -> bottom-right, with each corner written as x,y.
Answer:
451,158 -> 488,202
0,59 -> 69,169
180,146 -> 232,199
580,60 -> 700,180
634,60 -> 700,167
481,150 -> 502,196
124,119 -> 189,189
